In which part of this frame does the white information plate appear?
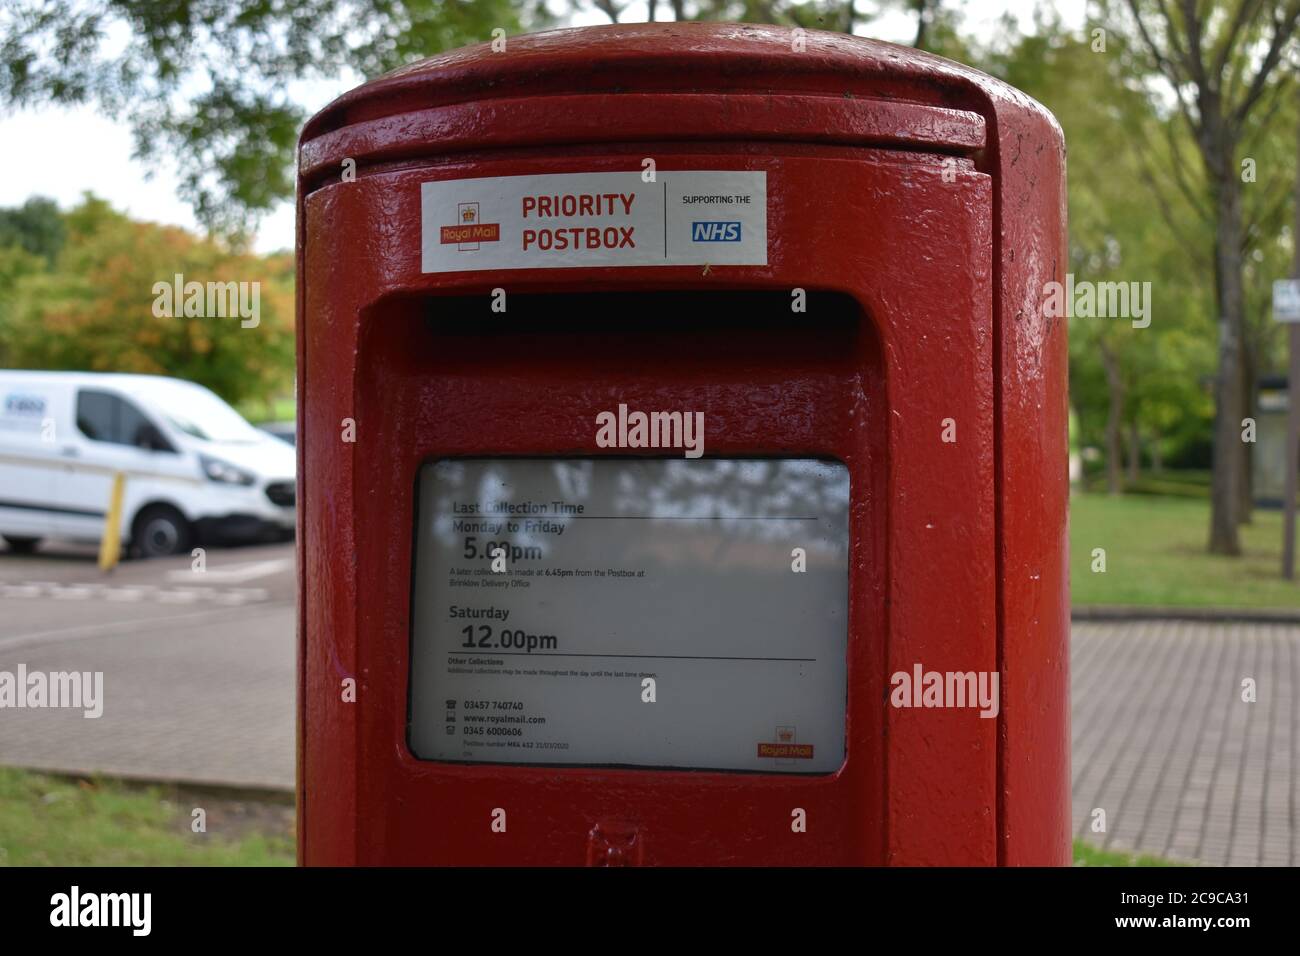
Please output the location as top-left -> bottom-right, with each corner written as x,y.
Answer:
1274,279 -> 1300,323
420,171 -> 767,274
409,459 -> 849,773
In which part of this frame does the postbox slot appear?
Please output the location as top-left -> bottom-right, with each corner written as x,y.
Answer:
417,289 -> 862,370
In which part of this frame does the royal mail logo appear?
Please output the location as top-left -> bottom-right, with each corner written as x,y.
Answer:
757,742 -> 814,759
440,202 -> 501,250
758,725 -> 812,760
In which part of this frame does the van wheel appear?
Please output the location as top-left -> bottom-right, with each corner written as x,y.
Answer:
2,536 -> 40,554
131,506 -> 192,559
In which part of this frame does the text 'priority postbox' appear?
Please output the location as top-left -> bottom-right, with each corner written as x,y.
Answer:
296,23 -> 1070,866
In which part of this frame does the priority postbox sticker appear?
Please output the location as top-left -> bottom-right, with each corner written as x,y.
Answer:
420,171 -> 767,273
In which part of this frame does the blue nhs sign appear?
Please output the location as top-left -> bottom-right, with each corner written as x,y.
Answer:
690,221 -> 742,242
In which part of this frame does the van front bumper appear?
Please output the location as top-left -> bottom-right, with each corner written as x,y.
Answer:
195,512 -> 295,545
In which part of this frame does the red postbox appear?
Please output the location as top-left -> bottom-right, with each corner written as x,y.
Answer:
296,23 -> 1069,866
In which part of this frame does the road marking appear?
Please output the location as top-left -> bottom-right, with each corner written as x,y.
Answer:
0,583 -> 43,598
0,602 -> 291,653
47,584 -> 100,600
211,588 -> 270,605
157,589 -> 201,604
164,557 -> 293,584
0,581 -> 273,606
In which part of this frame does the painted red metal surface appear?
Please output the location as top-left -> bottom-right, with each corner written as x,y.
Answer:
296,22 -> 1069,866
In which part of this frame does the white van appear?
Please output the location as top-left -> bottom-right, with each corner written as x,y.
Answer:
0,371 -> 295,558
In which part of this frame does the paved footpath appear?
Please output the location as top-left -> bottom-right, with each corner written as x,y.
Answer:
0,542 -> 295,790
1071,619 -> 1297,867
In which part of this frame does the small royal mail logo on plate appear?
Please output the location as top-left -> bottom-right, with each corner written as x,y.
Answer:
757,742 -> 814,759
440,202 -> 501,250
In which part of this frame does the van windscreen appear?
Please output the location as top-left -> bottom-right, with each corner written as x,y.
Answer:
130,382 -> 263,444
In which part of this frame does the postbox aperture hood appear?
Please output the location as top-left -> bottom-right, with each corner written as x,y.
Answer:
298,23 -> 1062,171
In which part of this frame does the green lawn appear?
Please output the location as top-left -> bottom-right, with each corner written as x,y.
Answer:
1072,840 -> 1176,867
1071,492 -> 1300,609
0,768 -> 294,866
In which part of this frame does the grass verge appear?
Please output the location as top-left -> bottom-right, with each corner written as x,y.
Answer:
0,767 -> 294,866
1073,839 -> 1179,867
1071,492 -> 1300,608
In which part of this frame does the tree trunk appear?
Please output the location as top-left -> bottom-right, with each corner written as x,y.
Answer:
1127,421 -> 1141,487
1100,339 -> 1125,496
1239,341 -> 1255,523
913,0 -> 930,50
1151,432 -> 1164,474
1206,122 -> 1245,555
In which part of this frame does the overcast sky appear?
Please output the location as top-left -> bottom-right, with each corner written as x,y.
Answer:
0,1 -> 1083,254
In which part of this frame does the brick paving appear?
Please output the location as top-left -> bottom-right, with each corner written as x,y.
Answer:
1071,619 -> 1297,866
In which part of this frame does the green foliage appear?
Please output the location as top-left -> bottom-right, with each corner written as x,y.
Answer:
1,1 -> 976,235
981,18 -> 1223,467
1091,0 -> 1299,377
1,195 -> 294,408
0,0 -> 544,239
0,244 -> 45,349
0,195 -> 65,262
584,0 -> 974,60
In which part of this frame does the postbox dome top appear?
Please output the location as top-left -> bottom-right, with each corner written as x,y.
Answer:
300,22 -> 1053,144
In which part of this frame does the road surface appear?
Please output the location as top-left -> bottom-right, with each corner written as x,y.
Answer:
0,540 -> 294,790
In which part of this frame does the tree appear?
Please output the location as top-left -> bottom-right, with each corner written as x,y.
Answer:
0,1 -> 543,240
3,195 -> 294,407
984,17 -> 1219,495
1101,0 -> 1300,554
0,244 -> 46,366
607,0 -> 970,57
0,195 -> 65,262
876,0 -> 968,52
2,1 -> 976,239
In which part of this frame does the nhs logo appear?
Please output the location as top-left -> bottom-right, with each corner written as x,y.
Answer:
691,221 -> 742,242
